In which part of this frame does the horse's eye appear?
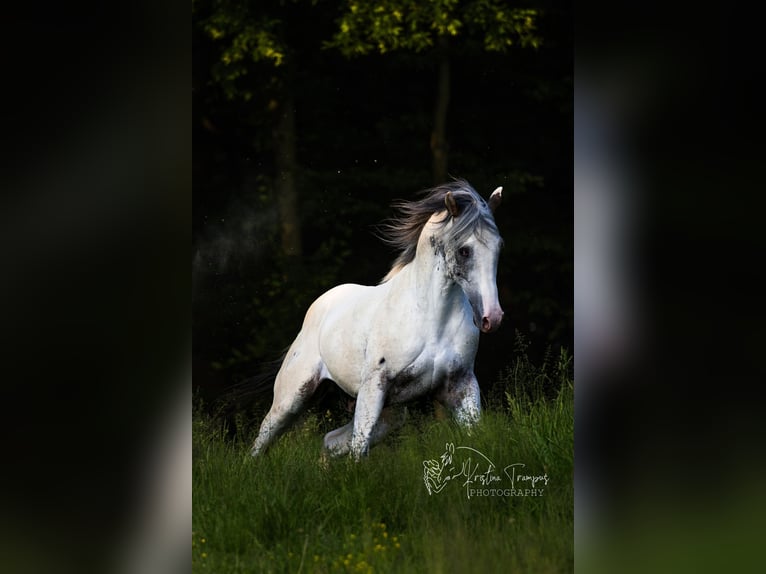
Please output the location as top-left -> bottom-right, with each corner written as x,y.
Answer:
458,246 -> 471,258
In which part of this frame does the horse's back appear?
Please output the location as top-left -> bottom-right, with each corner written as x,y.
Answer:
304,283 -> 377,326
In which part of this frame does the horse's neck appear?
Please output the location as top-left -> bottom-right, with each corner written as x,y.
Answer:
394,240 -> 466,325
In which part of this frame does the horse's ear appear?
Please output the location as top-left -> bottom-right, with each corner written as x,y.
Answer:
488,186 -> 503,213
445,191 -> 460,217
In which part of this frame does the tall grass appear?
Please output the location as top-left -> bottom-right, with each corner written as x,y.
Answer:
193,333 -> 573,573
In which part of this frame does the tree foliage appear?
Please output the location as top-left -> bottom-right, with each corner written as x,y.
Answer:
194,0 -> 543,99
193,0 -> 299,101
327,0 -> 541,56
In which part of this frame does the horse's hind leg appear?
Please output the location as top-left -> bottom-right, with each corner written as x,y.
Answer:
250,356 -> 324,457
323,406 -> 408,457
322,420 -> 354,455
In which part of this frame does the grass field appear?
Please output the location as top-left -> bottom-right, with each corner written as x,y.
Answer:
193,338 -> 573,573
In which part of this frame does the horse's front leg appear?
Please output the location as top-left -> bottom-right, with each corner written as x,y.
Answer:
437,372 -> 481,427
349,378 -> 387,460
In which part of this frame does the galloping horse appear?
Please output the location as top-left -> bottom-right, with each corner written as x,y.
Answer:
251,180 -> 504,459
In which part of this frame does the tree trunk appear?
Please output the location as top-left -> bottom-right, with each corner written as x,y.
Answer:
273,92 -> 302,258
431,37 -> 451,185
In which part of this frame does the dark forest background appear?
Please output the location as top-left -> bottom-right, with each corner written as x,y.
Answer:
192,0 -> 572,414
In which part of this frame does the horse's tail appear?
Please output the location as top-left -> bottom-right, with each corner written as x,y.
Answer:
216,352 -> 285,429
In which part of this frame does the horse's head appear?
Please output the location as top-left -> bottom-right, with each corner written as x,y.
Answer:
439,186 -> 504,333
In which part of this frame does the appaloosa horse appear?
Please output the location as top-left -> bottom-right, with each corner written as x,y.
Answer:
251,180 -> 504,459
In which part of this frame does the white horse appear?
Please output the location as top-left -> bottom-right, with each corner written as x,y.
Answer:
251,180 -> 504,459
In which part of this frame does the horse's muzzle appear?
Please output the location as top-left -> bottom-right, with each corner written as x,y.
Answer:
479,309 -> 504,333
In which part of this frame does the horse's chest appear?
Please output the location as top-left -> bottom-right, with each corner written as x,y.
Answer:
383,361 -> 441,404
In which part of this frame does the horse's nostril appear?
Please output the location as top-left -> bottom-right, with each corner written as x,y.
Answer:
481,317 -> 491,331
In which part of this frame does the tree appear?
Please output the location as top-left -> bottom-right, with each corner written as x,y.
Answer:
327,0 -> 541,184
194,0 -> 306,258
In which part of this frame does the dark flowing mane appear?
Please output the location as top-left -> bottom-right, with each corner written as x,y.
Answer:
378,179 -> 500,282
